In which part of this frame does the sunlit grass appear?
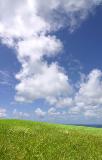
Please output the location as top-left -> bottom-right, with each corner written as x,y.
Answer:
0,119 -> 102,160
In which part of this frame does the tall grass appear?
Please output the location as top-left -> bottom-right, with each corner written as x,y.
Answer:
0,119 -> 102,160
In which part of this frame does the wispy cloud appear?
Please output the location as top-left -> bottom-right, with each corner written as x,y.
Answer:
0,70 -> 15,87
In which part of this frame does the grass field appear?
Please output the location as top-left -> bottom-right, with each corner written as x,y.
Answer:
0,119 -> 102,160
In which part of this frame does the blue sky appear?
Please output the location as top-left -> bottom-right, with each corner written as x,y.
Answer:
0,0 -> 102,124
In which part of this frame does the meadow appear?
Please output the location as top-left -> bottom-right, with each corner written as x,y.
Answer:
0,119 -> 102,160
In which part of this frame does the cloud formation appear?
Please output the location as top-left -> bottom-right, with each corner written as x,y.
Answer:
35,108 -> 46,118
35,107 -> 61,118
0,107 -> 7,118
74,69 -> 102,118
13,109 -> 29,119
35,69 -> 102,119
0,0 -> 102,120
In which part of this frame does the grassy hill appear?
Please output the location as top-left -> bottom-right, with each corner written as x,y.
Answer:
0,119 -> 102,160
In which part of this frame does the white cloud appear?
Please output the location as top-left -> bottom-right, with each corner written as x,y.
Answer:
13,109 -> 29,119
73,69 -> 102,118
35,107 -> 61,118
0,0 -> 49,39
35,108 -> 46,118
15,61 -> 72,103
1,0 -> 101,41
75,69 -> 102,106
48,107 -> 60,116
16,35 -> 63,62
14,31 -> 72,103
56,97 -> 74,108
36,0 -> 102,31
28,68 -> 102,120
84,110 -> 98,118
69,107 -> 81,115
0,108 -> 7,118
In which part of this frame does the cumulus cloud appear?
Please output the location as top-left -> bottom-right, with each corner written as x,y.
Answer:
0,0 -> 49,39
0,108 -> 7,118
72,69 -> 102,118
49,69 -> 102,119
75,70 -> 102,106
15,61 -> 72,102
0,0 -> 102,120
35,108 -> 46,118
16,36 -> 63,62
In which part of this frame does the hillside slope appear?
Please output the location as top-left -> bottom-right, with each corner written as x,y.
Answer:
0,119 -> 102,160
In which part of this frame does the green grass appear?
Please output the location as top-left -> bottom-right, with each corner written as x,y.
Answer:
0,119 -> 102,160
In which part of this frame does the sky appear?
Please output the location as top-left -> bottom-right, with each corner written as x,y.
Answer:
0,0 -> 102,124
